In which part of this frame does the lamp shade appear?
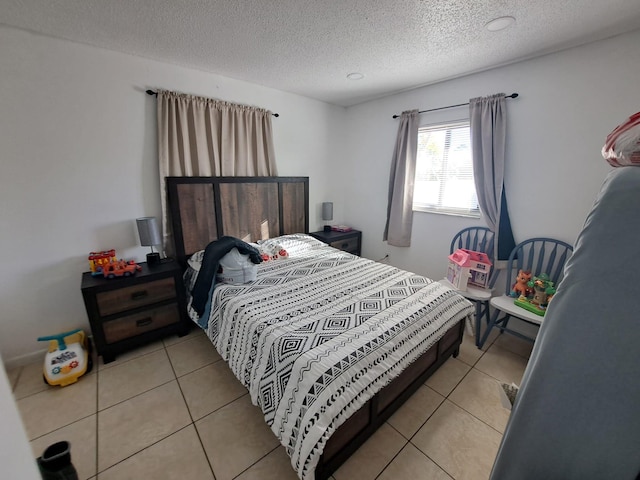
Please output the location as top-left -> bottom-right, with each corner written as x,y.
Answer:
136,217 -> 161,246
322,202 -> 333,221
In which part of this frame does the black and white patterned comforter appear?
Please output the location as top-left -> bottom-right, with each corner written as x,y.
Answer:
185,234 -> 473,479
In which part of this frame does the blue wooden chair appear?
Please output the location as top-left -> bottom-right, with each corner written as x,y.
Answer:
448,227 -> 498,347
478,237 -> 573,349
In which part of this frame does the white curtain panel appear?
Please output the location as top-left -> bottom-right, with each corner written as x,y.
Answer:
384,109 -> 419,247
157,90 -> 278,252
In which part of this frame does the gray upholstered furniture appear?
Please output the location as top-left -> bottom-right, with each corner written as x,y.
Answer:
490,167 -> 640,480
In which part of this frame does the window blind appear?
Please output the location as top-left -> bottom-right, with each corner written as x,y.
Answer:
413,121 -> 479,217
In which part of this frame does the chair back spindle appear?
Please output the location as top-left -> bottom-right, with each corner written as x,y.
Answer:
504,238 -> 573,296
478,236 -> 574,349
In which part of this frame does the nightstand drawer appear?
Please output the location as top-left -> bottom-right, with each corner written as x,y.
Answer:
97,277 -> 176,316
330,237 -> 359,253
103,303 -> 180,344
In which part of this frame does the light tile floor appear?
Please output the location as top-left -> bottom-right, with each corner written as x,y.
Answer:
7,326 -> 532,480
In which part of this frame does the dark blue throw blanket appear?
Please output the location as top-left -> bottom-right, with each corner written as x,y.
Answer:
191,236 -> 263,317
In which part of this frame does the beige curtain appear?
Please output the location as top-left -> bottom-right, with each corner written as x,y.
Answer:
157,90 -> 278,251
383,109 -> 419,247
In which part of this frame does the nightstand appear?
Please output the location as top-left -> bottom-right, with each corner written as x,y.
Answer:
309,229 -> 362,256
81,260 -> 189,363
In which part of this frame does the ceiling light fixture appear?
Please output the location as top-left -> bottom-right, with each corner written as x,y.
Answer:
347,72 -> 364,80
485,16 -> 515,32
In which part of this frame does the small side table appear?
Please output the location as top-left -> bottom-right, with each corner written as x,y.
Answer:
309,229 -> 362,256
81,260 -> 190,363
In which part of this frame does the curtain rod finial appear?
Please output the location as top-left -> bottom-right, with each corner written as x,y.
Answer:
510,93 -> 519,98
146,89 -> 157,96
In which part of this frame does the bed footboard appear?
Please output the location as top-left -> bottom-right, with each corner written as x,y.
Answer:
315,318 -> 465,480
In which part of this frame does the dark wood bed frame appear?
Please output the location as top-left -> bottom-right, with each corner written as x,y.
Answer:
166,176 -> 465,480
166,176 -> 309,267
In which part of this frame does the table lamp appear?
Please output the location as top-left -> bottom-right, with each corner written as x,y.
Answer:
322,202 -> 333,232
136,217 -> 162,267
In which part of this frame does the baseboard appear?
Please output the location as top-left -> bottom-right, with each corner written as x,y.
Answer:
2,348 -> 49,371
3,334 -> 97,371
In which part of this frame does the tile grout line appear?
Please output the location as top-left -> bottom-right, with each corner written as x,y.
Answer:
95,344 -> 174,477
10,366 -> 24,392
169,344 -> 218,479
97,344 -> 166,372
231,444 -> 281,479
405,424 -> 461,480
449,346 -> 532,436
192,424 -> 218,480
398,335 -> 531,478
165,334 -> 222,379
95,342 -> 205,477
94,335 -> 233,477
17,328 -> 524,479
96,424 -> 195,476
13,373 -> 97,402
373,438 -> 454,480
97,377 -> 177,412
406,364 -> 480,480
175,356 -> 224,381
386,392 -> 445,443
338,341 -> 496,480
190,391 -> 249,423
360,353 -> 480,480
444,354 -> 512,436
445,392 -> 507,437
194,392 -> 250,423
96,343 -> 214,412
485,339 -> 533,360
368,433 -> 409,480
27,411 -> 97,443
371,418 -> 455,480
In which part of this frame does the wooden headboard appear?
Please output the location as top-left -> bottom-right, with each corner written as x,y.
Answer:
166,176 -> 309,265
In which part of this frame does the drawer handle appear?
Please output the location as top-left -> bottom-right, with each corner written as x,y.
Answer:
131,290 -> 148,301
136,318 -> 153,328
341,242 -> 349,248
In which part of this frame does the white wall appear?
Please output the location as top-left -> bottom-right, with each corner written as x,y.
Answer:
0,26 -> 347,365
3,24 -> 640,363
342,30 -> 640,280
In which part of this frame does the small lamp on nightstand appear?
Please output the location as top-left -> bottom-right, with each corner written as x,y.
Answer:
136,217 -> 162,267
322,202 -> 333,232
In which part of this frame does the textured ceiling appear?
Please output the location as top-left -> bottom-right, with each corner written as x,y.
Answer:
2,0 -> 640,106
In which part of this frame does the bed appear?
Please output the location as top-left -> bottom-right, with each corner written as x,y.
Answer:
166,176 -> 474,480
490,166 -> 640,479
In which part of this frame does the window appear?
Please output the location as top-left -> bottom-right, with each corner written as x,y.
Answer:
413,121 -> 480,217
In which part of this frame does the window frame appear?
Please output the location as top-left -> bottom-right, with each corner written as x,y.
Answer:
412,119 -> 480,218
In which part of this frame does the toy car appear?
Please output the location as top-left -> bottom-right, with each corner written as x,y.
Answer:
100,259 -> 141,279
38,329 -> 92,387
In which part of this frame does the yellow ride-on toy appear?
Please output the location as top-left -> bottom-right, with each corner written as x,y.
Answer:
38,329 -> 93,387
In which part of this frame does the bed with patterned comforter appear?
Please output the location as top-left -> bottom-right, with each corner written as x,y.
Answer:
184,234 -> 473,479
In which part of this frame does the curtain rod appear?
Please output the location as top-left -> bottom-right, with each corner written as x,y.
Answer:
145,89 -> 280,117
392,93 -> 519,119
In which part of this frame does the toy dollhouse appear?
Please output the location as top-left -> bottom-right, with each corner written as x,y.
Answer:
446,248 -> 492,291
